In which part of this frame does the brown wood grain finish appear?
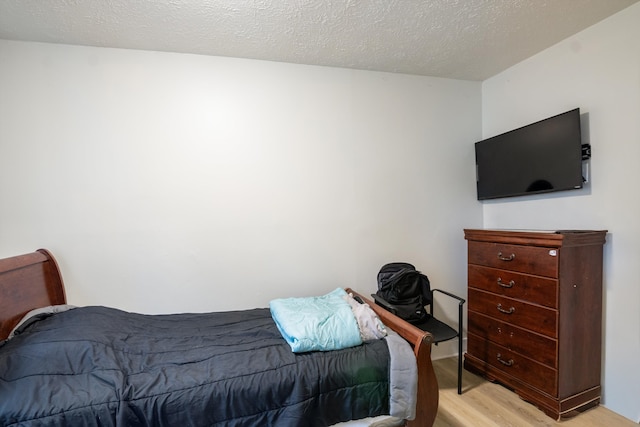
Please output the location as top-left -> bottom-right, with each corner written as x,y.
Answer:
463,229 -> 607,420
467,288 -> 557,337
468,264 -> 558,308
468,241 -> 559,277
556,243 -> 604,398
0,249 -> 66,340
468,311 -> 557,367
467,333 -> 558,395
463,353 -> 602,421
462,229 -> 606,248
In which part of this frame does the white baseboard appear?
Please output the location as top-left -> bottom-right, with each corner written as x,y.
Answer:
430,336 -> 467,361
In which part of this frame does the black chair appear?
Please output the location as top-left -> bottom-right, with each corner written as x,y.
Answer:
372,288 -> 466,394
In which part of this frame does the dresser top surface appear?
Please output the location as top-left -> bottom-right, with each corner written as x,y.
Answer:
464,229 -> 607,247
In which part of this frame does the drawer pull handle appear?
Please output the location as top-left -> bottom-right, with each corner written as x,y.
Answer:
497,252 -> 516,261
497,353 -> 514,366
497,304 -> 515,314
497,278 -> 515,288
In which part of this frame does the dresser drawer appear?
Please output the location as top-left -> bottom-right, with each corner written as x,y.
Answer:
467,334 -> 557,396
468,288 -> 557,337
468,311 -> 557,368
468,241 -> 559,277
468,265 -> 558,308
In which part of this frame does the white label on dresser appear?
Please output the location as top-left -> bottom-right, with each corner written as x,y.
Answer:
549,250 -> 557,256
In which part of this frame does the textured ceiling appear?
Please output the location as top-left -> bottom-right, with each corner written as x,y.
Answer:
0,0 -> 637,81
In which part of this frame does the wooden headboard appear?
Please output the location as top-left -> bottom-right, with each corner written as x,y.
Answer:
0,249 -> 66,340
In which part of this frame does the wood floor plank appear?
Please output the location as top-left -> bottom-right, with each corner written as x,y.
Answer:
432,357 -> 636,427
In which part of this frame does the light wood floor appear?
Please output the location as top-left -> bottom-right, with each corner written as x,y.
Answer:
432,357 -> 636,427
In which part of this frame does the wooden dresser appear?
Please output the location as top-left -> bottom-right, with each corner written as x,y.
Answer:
463,229 -> 607,420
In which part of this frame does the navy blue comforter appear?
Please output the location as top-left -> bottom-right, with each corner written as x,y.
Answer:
0,306 -> 389,427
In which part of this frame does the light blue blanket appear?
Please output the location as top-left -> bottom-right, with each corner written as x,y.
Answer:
269,288 -> 363,353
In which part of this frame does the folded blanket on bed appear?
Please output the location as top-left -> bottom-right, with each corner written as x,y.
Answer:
270,288 -> 363,353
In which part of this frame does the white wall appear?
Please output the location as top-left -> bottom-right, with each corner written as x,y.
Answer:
0,40 -> 481,354
481,3 -> 640,422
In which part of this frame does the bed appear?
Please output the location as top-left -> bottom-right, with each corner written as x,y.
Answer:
0,249 -> 438,426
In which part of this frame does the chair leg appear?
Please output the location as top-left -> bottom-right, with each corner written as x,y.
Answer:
457,335 -> 462,394
457,300 -> 464,394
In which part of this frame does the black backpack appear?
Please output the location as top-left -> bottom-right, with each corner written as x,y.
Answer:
373,262 -> 431,324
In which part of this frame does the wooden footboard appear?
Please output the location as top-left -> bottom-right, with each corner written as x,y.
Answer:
346,288 -> 439,427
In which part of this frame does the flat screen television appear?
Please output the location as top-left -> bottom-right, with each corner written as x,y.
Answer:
475,108 -> 583,200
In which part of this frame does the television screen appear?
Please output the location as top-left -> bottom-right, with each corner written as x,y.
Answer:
475,108 -> 583,200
